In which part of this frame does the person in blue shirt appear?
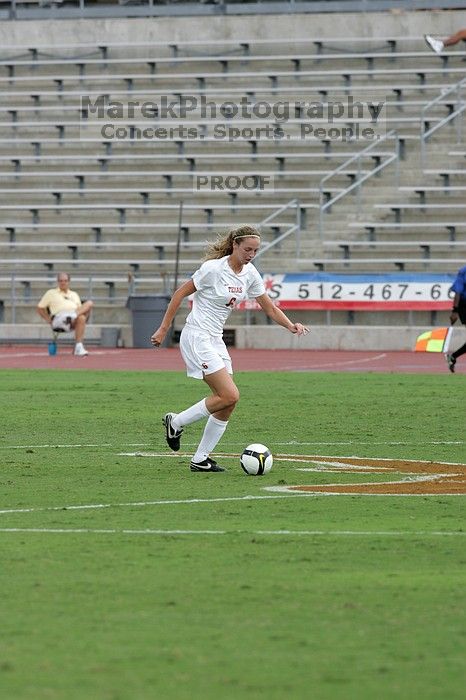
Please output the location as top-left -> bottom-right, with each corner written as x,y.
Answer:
446,264 -> 466,372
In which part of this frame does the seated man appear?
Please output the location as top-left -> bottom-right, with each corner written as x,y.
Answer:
36,272 -> 93,356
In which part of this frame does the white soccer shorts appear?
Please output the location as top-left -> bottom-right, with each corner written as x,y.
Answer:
179,326 -> 233,379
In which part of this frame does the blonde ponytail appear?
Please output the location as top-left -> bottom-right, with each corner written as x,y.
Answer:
204,225 -> 261,261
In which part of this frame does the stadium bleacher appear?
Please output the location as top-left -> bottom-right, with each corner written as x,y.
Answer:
0,30 -> 464,340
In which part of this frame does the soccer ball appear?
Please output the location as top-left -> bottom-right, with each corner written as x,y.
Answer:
240,443 -> 273,476
51,310 -> 77,333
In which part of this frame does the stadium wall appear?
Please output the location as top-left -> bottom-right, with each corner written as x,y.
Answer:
1,9 -> 466,46
2,323 -> 463,351
232,325 -> 464,351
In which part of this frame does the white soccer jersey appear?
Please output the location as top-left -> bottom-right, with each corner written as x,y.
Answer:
185,256 -> 266,337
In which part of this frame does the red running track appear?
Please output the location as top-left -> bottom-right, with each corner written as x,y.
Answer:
0,345 -> 462,373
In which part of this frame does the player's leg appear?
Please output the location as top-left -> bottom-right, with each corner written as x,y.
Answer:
164,328 -> 235,451
203,367 -> 239,417
163,368 -> 238,468
451,341 -> 466,359
425,28 -> 466,53
72,314 -> 86,343
70,302 -> 93,355
76,300 -> 93,320
446,329 -> 466,373
446,307 -> 466,372
190,368 -> 239,472
443,28 -> 466,46
171,367 -> 238,430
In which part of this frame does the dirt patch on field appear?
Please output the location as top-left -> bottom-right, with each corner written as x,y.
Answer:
284,456 -> 466,495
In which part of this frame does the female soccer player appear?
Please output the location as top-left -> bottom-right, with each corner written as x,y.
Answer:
150,224 -> 309,472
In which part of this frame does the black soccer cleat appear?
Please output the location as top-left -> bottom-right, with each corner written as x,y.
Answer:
190,457 -> 225,473
163,412 -> 183,451
446,353 -> 456,374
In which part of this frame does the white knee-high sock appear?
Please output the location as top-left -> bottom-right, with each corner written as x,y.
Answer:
192,415 -> 228,463
172,398 -> 210,430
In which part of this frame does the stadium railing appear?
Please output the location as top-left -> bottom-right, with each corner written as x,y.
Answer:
420,77 -> 466,167
0,98 -> 458,119
298,257 -> 466,272
348,222 -> 466,242
1,50 -> 464,78
318,130 -> 401,239
373,203 -> 466,224
0,67 -> 464,90
0,240 -> 208,259
0,116 -> 443,135
399,185 -> 466,204
1,83 -> 460,106
0,201 -> 312,226
253,198 -> 302,261
7,248 -> 465,276
0,36 -> 438,57
0,35 -> 461,58
0,139 -> 345,164
324,241 -> 466,260
0,222 -> 249,235
422,169 -> 466,188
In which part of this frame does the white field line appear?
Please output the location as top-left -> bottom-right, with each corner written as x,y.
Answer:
0,347 -> 123,360
0,350 -> 123,358
279,454 -> 466,467
118,453 -> 391,472
0,493 -> 312,516
0,527 -> 464,537
0,352 -> 59,358
281,352 -> 387,370
2,489 -> 463,515
264,484 -> 465,497
1,453 -> 464,518
0,440 -> 464,450
0,443 -> 146,450
297,468 -> 398,473
274,441 -> 466,446
118,452 -> 466,469
279,474 -> 458,486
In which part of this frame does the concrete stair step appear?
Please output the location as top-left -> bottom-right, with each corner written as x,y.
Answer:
0,322 -> 131,347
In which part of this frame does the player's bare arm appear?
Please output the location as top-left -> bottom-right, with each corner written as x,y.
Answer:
151,279 -> 197,347
255,293 -> 309,335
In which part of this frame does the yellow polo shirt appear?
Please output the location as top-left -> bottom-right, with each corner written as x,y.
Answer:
38,287 -> 82,317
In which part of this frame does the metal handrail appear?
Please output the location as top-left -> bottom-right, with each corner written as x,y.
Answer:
318,130 -> 400,239
255,198 -> 302,262
420,77 -> 466,167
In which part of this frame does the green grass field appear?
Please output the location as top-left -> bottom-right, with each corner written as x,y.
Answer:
1,369 -> 465,700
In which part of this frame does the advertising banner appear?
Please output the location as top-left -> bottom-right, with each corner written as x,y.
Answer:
236,273 -> 456,311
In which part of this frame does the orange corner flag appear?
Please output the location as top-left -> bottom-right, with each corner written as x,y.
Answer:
414,327 -> 452,353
